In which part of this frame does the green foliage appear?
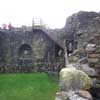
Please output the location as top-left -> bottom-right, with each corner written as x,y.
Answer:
0,73 -> 58,100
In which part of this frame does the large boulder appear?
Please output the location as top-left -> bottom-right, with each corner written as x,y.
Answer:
59,67 -> 92,91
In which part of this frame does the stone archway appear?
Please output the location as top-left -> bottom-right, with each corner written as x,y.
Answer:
17,44 -> 33,67
18,44 -> 32,58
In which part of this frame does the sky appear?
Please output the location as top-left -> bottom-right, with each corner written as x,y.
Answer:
0,0 -> 100,29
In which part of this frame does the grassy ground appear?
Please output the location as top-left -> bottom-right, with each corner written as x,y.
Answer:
0,73 -> 58,100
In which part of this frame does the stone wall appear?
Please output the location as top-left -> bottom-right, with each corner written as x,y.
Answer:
69,33 -> 100,99
85,34 -> 100,98
0,29 -> 64,73
65,11 -> 100,50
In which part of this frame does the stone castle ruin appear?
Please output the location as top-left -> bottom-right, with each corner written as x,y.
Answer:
0,10 -> 100,99
0,11 -> 100,75
0,27 -> 64,72
55,11 -> 100,100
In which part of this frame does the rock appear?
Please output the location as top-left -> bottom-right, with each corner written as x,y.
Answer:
68,48 -> 87,63
78,57 -> 88,64
69,56 -> 79,63
78,64 -> 96,76
88,53 -> 100,58
59,67 -> 92,91
95,47 -> 100,53
78,90 -> 92,100
68,91 -> 92,100
86,44 -> 96,52
65,64 -> 77,68
88,58 -> 99,63
55,91 -> 68,100
55,91 -> 93,100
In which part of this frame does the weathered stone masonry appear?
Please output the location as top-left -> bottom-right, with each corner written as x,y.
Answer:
0,29 -> 64,72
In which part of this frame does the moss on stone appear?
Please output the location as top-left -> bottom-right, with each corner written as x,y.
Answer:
59,67 -> 92,91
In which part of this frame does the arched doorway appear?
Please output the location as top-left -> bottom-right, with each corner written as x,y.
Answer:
18,44 -> 32,58
17,44 -> 33,67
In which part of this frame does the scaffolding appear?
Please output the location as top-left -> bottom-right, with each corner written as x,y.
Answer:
32,18 -> 46,29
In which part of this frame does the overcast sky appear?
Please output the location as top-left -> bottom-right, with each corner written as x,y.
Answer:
0,0 -> 100,29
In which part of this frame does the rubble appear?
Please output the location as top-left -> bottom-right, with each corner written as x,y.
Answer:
56,11 -> 100,100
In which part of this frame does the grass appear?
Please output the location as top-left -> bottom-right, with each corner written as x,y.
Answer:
0,73 -> 58,100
